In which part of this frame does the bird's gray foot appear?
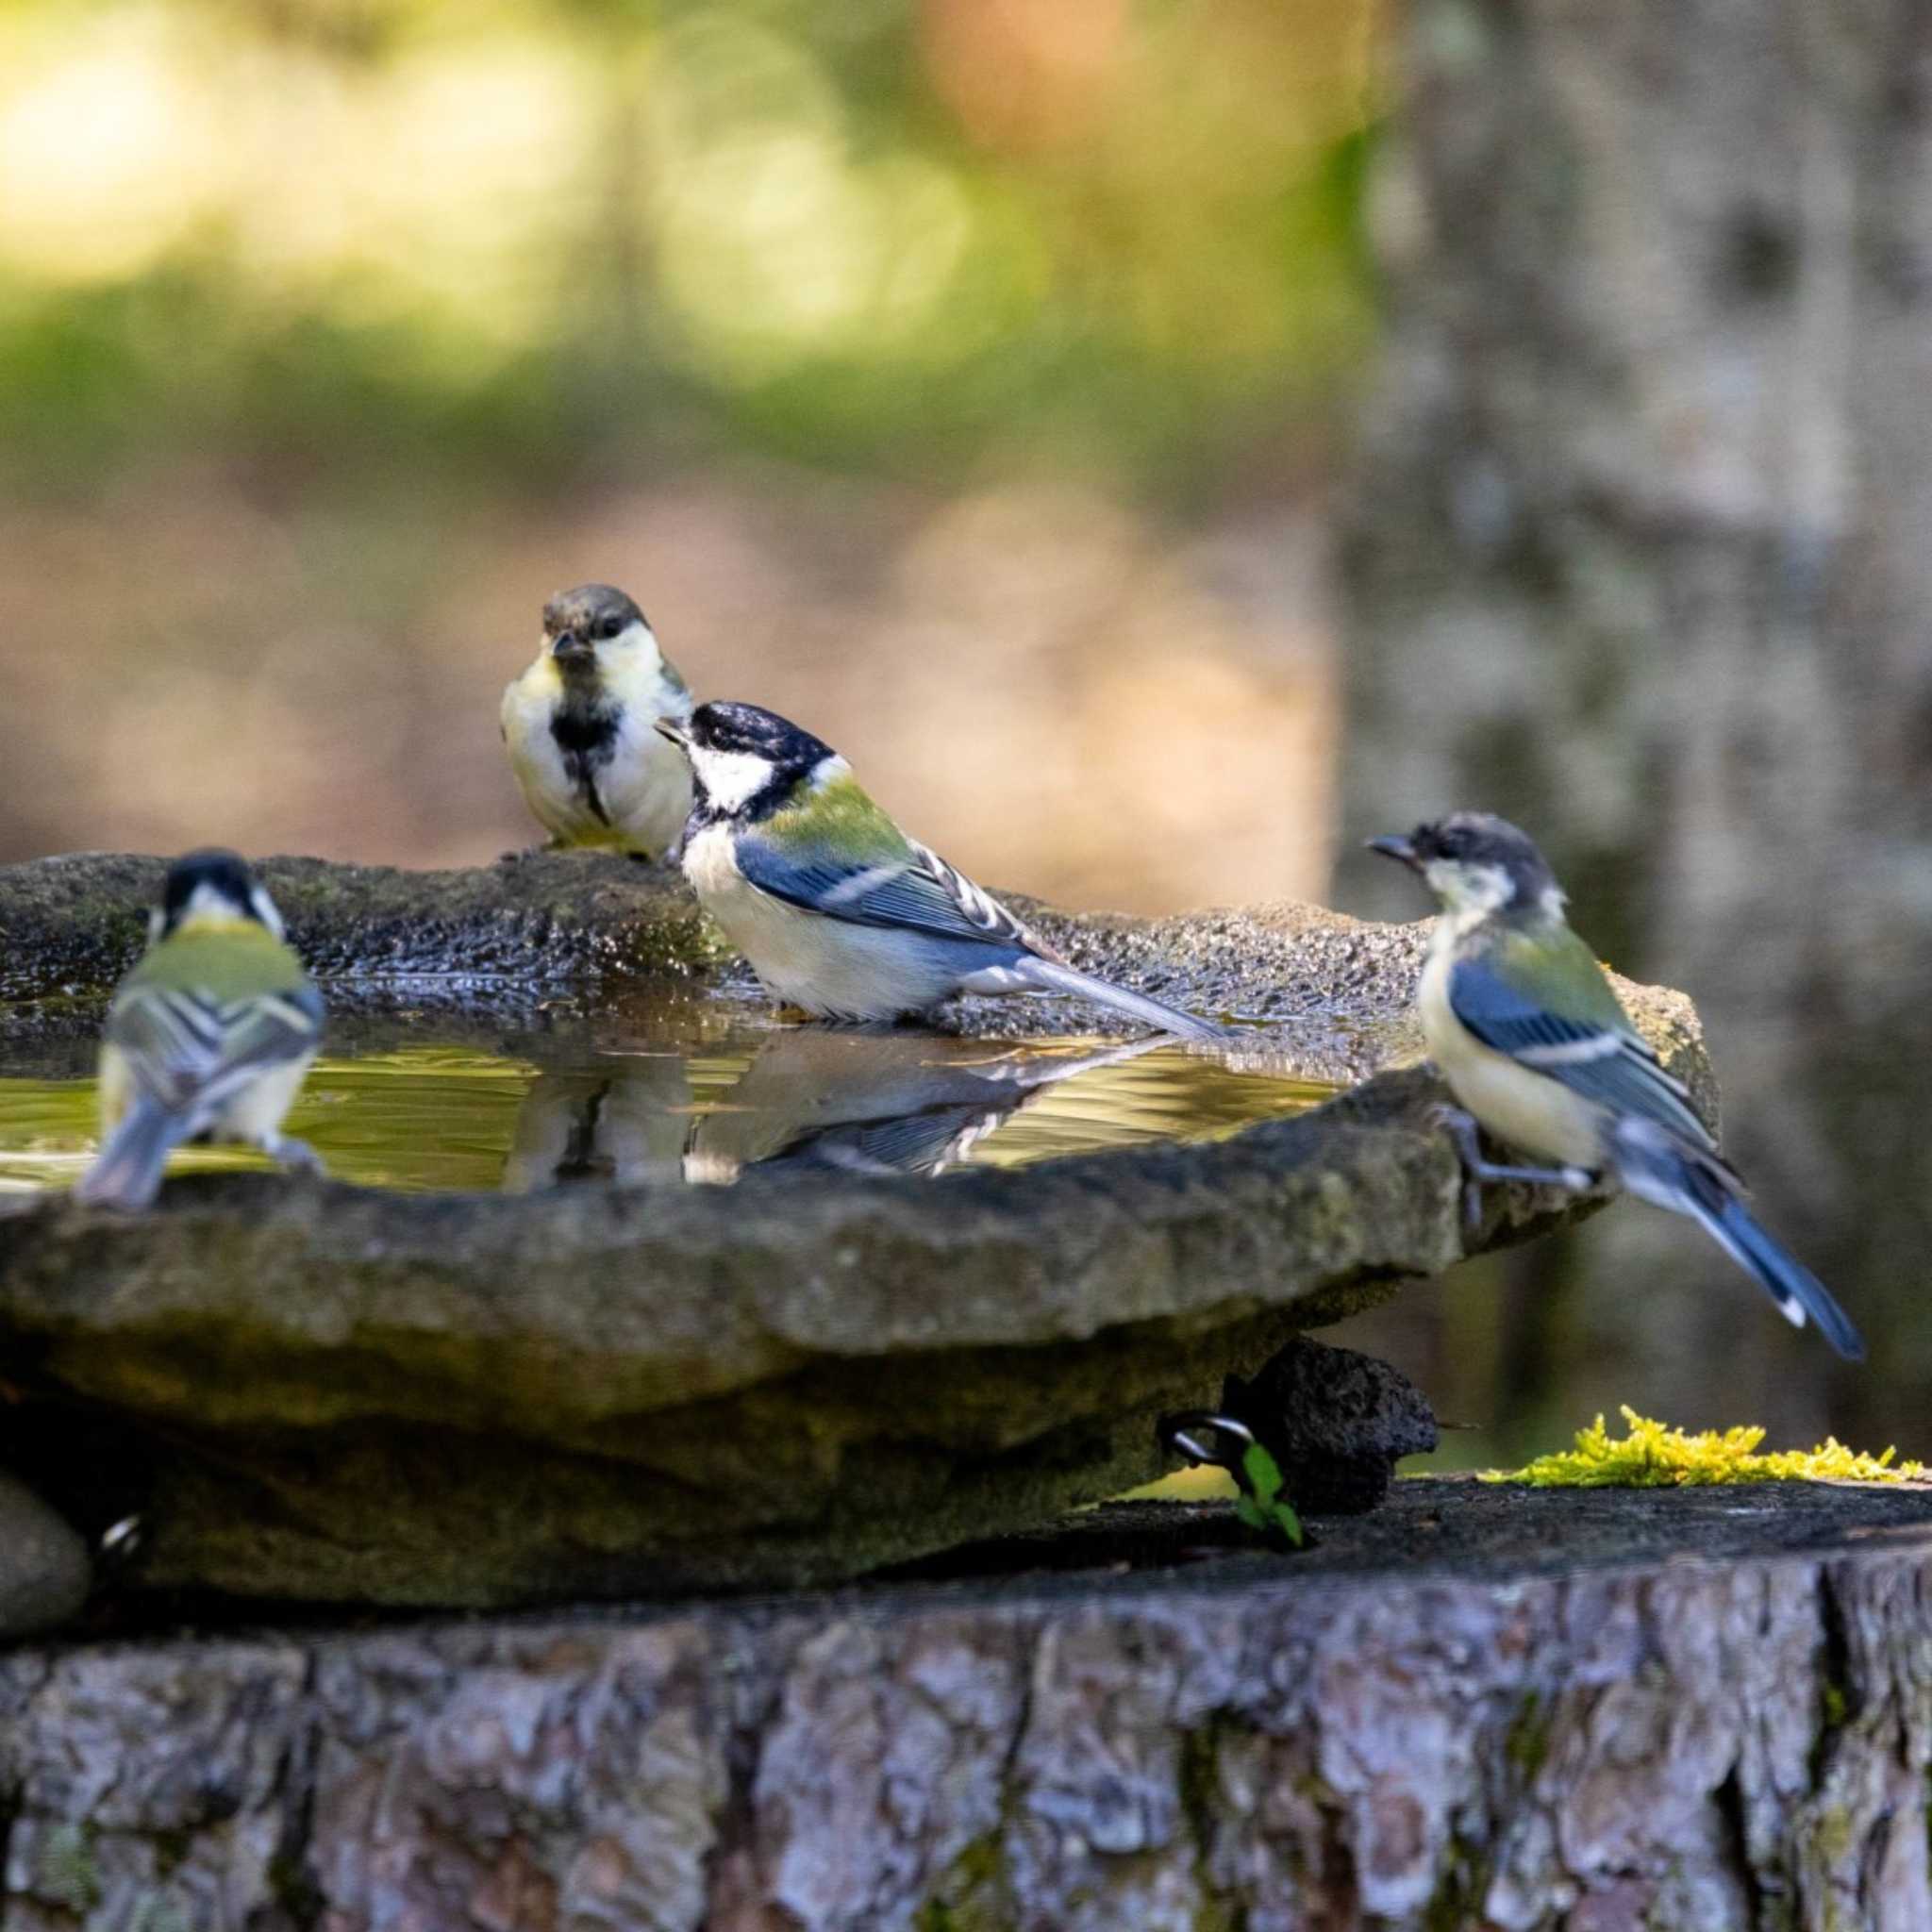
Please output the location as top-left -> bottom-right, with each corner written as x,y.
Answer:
260,1133 -> 326,1177
1426,1103 -> 1593,1239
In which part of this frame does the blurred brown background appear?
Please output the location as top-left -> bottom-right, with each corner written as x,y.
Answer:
5,0 -> 1929,1472
0,0 -> 1359,910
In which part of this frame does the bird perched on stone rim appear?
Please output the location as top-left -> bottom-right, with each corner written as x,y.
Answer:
1371,810 -> 1863,1358
75,850 -> 325,1210
501,582 -> 694,861
658,700 -> 1226,1041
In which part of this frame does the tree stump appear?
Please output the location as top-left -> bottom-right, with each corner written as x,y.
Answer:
4,1481 -> 1931,1930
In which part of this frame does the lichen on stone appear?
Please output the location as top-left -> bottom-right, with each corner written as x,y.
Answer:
1482,1407 -> 1926,1488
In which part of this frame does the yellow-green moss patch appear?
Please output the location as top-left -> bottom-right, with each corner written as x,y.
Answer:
1482,1407 -> 1926,1489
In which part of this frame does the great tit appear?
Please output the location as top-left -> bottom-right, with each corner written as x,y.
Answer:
74,851 -> 326,1210
501,582 -> 694,860
1371,812 -> 1863,1358
658,701 -> 1224,1040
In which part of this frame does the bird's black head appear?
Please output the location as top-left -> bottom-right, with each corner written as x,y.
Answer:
156,848 -> 284,941
1367,811 -> 1560,918
657,701 -> 840,825
542,583 -> 650,669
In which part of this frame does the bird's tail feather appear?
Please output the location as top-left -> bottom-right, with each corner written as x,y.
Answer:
74,1097 -> 190,1210
1018,958 -> 1227,1042
1701,1194 -> 1866,1362
1614,1125 -> 1864,1360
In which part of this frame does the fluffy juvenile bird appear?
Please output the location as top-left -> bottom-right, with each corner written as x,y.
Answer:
659,701 -> 1224,1040
1371,812 -> 1863,1358
501,583 -> 694,859
74,851 -> 325,1210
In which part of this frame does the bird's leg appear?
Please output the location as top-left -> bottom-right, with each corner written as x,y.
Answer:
1427,1103 -> 1594,1239
259,1133 -> 326,1177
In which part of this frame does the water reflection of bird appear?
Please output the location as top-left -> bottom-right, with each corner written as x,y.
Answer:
658,702 -> 1224,1039
680,1029 -> 1168,1185
501,582 -> 694,860
1371,812 -> 1863,1358
500,1058 -> 693,1192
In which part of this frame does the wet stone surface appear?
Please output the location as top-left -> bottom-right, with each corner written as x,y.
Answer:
0,852 -> 1714,1607
0,1473 -> 91,1639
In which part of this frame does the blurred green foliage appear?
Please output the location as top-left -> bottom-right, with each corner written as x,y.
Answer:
0,0 -> 1380,492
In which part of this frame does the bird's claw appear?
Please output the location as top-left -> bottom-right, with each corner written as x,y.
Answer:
263,1135 -> 326,1178
1425,1102 -> 1593,1241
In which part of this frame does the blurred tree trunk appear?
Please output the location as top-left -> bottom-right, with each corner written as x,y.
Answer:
1338,0 -> 1932,1441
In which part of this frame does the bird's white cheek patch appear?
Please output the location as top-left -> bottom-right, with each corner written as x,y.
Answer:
601,623 -> 665,680
689,748 -> 776,812
1427,860 -> 1514,919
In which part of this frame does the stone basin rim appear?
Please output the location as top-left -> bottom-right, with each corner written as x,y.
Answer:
0,1071 -> 1494,1407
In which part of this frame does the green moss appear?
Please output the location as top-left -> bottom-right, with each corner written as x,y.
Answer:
129,1901 -> 193,1932
916,1835 -> 1006,1932
34,1823 -> 101,1913
1423,1829 -> 1485,1932
1482,1408 -> 1925,1489
1505,1692 -> 1548,1781
1810,1804 -> 1857,1868
1175,1722 -> 1243,1932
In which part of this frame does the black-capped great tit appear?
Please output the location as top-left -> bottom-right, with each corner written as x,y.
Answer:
1372,812 -> 1862,1358
501,582 -> 694,860
74,850 -> 325,1209
657,701 -> 1225,1040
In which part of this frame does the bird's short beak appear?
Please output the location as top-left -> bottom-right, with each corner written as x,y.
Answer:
551,631 -> 593,663
655,717 -> 690,749
1367,834 -> 1421,870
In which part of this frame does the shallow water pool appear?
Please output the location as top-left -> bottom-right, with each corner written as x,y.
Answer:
0,1007 -> 1337,1194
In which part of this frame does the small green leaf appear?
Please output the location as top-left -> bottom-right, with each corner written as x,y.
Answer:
1267,1499 -> 1306,1548
1241,1441 -> 1284,1505
1236,1441 -> 1304,1548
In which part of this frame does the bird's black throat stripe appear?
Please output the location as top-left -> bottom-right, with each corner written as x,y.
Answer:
552,700 -> 621,826
687,769 -> 800,833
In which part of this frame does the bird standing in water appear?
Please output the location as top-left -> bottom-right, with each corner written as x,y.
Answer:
660,700 -> 1225,1040
75,851 -> 325,1209
501,583 -> 694,860
1371,811 -> 1862,1359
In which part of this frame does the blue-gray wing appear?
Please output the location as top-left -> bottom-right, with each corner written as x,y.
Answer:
733,834 -> 1045,957
1448,956 -> 1712,1148
765,1104 -> 1007,1178
107,982 -> 325,1115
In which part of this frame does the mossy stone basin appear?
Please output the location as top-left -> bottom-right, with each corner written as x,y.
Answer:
0,853 -> 1712,1605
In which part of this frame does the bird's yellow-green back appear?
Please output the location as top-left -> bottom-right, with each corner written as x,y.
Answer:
768,770 -> 916,862
1484,916 -> 1634,1033
120,920 -> 313,1005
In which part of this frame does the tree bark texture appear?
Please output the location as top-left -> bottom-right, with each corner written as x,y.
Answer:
4,1484 -> 1932,1930
1338,0 -> 1932,1443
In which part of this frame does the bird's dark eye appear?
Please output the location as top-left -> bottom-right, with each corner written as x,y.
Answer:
598,614 -> 624,640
